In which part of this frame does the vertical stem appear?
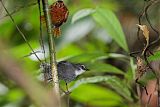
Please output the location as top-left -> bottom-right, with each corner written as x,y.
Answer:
41,0 -> 61,106
157,78 -> 160,107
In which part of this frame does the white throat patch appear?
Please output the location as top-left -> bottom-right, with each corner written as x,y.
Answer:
75,68 -> 85,76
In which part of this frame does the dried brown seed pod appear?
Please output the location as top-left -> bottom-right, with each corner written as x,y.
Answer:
50,0 -> 69,37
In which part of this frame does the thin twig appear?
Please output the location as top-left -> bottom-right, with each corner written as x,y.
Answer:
0,1 -> 37,20
0,0 -> 42,63
22,51 -> 42,58
37,0 -> 48,84
130,0 -> 160,106
41,0 -> 61,106
38,0 -> 47,62
143,0 -> 160,106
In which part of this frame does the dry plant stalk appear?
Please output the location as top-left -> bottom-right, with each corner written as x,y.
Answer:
41,0 -> 61,106
131,0 -> 160,106
136,56 -> 148,81
137,24 -> 150,55
135,56 -> 149,96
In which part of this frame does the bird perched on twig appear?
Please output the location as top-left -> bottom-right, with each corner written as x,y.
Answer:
40,61 -> 89,93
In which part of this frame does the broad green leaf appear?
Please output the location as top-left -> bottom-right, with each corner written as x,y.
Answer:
66,52 -> 128,63
87,62 -> 124,75
148,51 -> 160,61
71,84 -> 122,107
93,8 -> 128,52
67,52 -> 108,63
72,8 -> 95,23
108,53 -> 128,59
69,76 -> 133,102
105,77 -> 133,102
57,44 -> 84,60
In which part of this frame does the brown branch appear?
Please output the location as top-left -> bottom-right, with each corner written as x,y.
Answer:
41,0 -> 61,106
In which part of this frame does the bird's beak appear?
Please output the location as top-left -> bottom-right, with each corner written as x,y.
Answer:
86,68 -> 89,71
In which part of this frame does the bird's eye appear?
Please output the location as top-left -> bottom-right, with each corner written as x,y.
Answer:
81,65 -> 86,70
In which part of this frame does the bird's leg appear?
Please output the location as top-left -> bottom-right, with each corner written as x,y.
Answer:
66,83 -> 68,91
65,83 -> 70,107
65,83 -> 71,95
59,83 -> 71,95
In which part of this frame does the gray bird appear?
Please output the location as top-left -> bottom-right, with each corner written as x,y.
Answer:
57,61 -> 88,83
40,61 -> 89,92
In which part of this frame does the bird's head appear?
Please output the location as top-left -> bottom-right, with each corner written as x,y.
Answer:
74,64 -> 89,76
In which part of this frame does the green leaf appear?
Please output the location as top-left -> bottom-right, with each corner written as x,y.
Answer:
125,58 -> 136,80
57,44 -> 84,60
10,40 -> 39,58
70,76 -> 133,102
108,53 -> 128,60
93,8 -> 128,52
72,8 -> 95,23
71,84 -> 122,107
87,62 -> 124,75
148,51 -> 160,61
105,77 -> 133,102
66,52 -> 128,63
67,52 -> 108,63
7,89 -> 24,102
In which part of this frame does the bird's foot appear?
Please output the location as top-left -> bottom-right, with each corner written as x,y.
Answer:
64,90 -> 71,95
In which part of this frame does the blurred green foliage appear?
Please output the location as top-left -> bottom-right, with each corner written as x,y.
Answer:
0,0 -> 159,107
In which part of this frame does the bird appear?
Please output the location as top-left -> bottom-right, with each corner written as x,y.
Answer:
40,61 -> 89,93
40,0 -> 69,37
49,0 -> 69,37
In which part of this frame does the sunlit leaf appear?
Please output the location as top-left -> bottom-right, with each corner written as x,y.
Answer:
67,52 -> 108,63
105,77 -> 133,102
71,84 -> 123,107
10,41 -> 39,59
72,8 -> 95,23
87,62 -> 124,75
125,58 -> 136,81
93,8 -> 128,52
148,51 -> 160,61
62,18 -> 95,45
70,76 -> 133,102
66,52 -> 128,63
57,44 -> 84,60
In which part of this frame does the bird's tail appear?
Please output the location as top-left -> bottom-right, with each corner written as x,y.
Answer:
53,27 -> 61,37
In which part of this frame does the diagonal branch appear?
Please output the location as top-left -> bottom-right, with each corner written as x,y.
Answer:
0,0 -> 42,63
0,1 -> 37,20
